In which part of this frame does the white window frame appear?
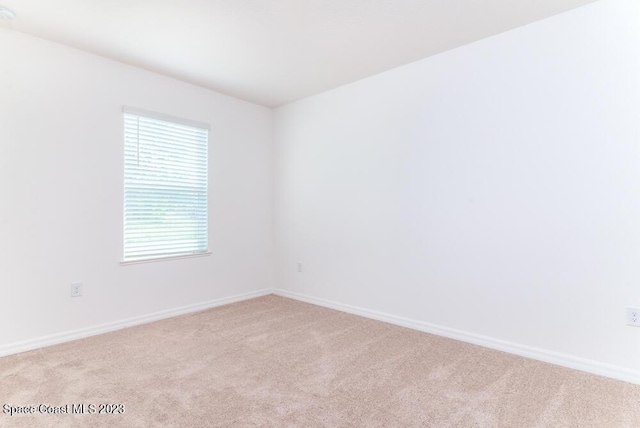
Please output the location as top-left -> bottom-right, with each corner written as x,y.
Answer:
121,107 -> 210,265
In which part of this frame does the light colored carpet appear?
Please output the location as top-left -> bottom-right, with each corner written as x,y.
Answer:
1,295 -> 640,427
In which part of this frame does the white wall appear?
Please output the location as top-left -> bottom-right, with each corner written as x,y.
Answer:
275,0 -> 640,374
0,29 -> 273,348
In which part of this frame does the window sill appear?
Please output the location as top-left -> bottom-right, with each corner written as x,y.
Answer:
120,251 -> 212,266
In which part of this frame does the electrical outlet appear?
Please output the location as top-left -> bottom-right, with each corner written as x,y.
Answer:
626,307 -> 640,326
71,283 -> 83,298
297,262 -> 303,273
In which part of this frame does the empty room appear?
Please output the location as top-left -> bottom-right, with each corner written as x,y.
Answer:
1,0 -> 640,426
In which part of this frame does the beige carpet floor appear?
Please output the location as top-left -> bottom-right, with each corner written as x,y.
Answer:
1,295 -> 640,427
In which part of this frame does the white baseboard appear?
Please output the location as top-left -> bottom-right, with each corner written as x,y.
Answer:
273,288 -> 640,385
5,287 -> 639,385
0,288 -> 273,358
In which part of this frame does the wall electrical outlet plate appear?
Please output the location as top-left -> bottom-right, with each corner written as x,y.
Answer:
71,283 -> 83,298
626,307 -> 640,326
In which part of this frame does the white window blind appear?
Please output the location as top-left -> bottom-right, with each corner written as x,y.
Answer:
123,108 -> 209,262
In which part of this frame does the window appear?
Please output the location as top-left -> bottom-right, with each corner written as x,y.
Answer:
123,108 -> 209,262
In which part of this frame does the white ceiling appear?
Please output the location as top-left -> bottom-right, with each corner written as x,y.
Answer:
0,0 -> 598,107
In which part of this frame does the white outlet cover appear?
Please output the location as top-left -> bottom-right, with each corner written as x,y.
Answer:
71,283 -> 83,297
626,307 -> 640,327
